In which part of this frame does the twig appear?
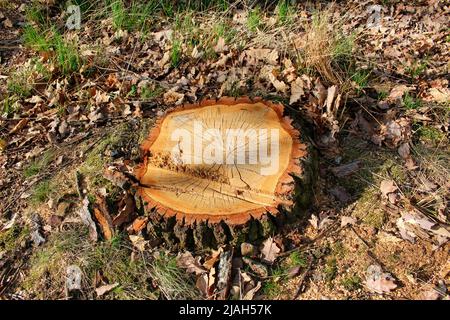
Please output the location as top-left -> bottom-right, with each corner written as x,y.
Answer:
293,258 -> 313,300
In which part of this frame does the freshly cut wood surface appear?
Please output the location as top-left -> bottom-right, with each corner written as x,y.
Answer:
137,97 -> 307,225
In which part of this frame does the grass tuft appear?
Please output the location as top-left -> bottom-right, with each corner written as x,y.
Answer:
350,69 -> 370,94
0,224 -> 29,252
341,275 -> 362,291
276,0 -> 294,25
247,7 -> 263,32
23,25 -> 82,75
23,150 -> 54,178
299,8 -> 355,86
406,59 -> 428,79
53,32 -> 81,75
150,251 -> 201,299
23,226 -> 199,299
110,0 -> 158,31
403,92 -> 422,110
31,180 -> 51,204
170,39 -> 182,67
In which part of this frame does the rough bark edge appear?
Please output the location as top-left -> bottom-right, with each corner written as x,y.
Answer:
135,96 -> 308,226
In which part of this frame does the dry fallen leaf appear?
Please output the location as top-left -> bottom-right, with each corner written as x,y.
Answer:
245,48 -> 278,65
426,87 -> 450,104
196,273 -> 210,297
365,264 -> 397,294
289,77 -> 305,105
129,235 -> 147,251
1,212 -> 17,231
330,186 -> 351,203
388,84 -> 410,103
95,283 -> 119,297
397,142 -> 410,159
380,180 -> 398,198
243,281 -> 261,300
269,75 -> 287,93
396,217 -> 417,243
214,37 -> 228,53
203,248 -> 222,270
309,212 -> 334,230
177,251 -> 207,275
341,216 -> 356,227
242,257 -> 268,277
260,237 -> 281,264
0,138 -> 7,152
163,89 -> 184,105
3,18 -> 12,28
402,210 -> 450,240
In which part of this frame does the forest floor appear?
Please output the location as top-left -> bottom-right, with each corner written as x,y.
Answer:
0,0 -> 449,300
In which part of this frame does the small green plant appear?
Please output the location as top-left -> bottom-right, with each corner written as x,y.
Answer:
247,7 -> 262,32
32,58 -> 51,81
223,80 -> 243,98
324,257 -> 338,283
23,150 -> 54,178
23,25 -> 50,52
377,90 -> 388,100
276,0 -> 294,25
23,226 -> 167,299
403,92 -> 422,110
288,251 -> 308,268
7,78 -> 32,98
300,9 -> 355,86
31,180 -> 51,204
1,96 -> 19,117
213,21 -> 236,43
262,267 -> 284,298
160,0 -> 175,17
331,241 -> 346,258
416,125 -> 446,146
351,69 -> 370,93
332,33 -> 355,69
341,275 -> 362,291
262,279 -> 282,298
406,59 -> 428,79
174,11 -> 195,32
210,0 -> 229,11
0,224 -> 29,251
127,85 -> 137,98
171,39 -> 182,67
110,0 -> 127,30
23,26 -> 82,75
0,0 -> 15,9
53,32 -> 81,75
110,0 -> 158,31
140,84 -> 163,100
174,12 -> 199,47
109,232 -> 125,248
25,1 -> 47,25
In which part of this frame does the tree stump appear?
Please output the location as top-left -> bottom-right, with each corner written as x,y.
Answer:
136,97 -> 317,249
